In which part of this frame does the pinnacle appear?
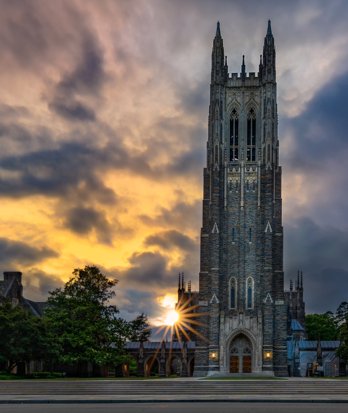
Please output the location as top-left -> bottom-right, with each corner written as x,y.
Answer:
216,21 -> 221,37
267,19 -> 273,36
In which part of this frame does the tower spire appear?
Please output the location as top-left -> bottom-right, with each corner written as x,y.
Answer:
216,21 -> 221,37
267,19 -> 272,36
241,55 -> 246,79
211,21 -> 225,85
262,19 -> 276,82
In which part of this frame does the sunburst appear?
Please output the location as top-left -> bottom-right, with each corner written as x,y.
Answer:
138,293 -> 209,375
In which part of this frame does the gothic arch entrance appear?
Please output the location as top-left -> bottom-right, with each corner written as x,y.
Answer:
229,334 -> 252,373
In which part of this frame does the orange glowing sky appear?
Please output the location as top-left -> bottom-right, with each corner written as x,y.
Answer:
1,0 -> 348,322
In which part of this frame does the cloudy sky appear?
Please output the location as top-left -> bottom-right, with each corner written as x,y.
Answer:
0,0 -> 347,322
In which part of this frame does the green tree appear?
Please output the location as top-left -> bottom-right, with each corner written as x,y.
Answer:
336,302 -> 348,362
128,313 -> 151,342
0,302 -> 51,373
305,312 -> 338,340
44,266 -> 129,369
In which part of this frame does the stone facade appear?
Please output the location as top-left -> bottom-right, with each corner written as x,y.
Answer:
125,341 -> 195,377
194,21 -> 288,376
285,271 -> 305,331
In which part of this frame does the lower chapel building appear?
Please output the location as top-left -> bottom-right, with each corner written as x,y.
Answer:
1,21 -> 345,377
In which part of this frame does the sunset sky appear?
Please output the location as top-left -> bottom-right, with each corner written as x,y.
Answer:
0,0 -> 348,324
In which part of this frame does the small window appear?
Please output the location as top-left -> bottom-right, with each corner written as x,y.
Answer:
246,277 -> 254,309
247,109 -> 256,161
229,109 -> 239,161
229,277 -> 237,309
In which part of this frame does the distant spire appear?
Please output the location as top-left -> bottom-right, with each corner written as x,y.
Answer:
290,279 -> 293,292
241,55 -> 246,78
182,272 -> 185,291
267,19 -> 273,36
297,270 -> 300,290
258,54 -> 263,78
188,280 -> 191,293
300,270 -> 303,289
178,273 -> 181,291
216,21 -> 221,37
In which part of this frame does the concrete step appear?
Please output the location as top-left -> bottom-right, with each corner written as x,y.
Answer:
1,380 -> 348,395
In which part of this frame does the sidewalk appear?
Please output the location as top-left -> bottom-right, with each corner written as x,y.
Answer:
1,378 -> 348,404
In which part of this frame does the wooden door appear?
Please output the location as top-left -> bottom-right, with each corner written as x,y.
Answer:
242,355 -> 252,373
230,355 -> 239,373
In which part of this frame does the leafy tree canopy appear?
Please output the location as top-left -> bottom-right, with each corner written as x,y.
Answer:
44,266 -> 130,366
128,313 -> 151,342
336,301 -> 348,362
305,312 -> 338,341
0,301 -> 52,372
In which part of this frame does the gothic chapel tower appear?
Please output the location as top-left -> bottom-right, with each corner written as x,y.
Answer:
195,21 -> 288,376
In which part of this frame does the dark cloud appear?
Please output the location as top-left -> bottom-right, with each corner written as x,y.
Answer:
281,70 -> 348,226
49,100 -> 96,122
22,268 -> 63,302
0,104 -> 29,119
0,237 -> 58,267
64,206 -> 113,245
283,70 -> 348,172
58,33 -> 105,95
0,141 -> 117,203
122,251 -> 170,288
116,289 -> 160,321
120,242 -> 199,294
284,217 -> 348,313
0,122 -> 203,205
144,230 -> 197,252
49,31 -> 105,121
0,122 -> 50,157
139,199 -> 201,231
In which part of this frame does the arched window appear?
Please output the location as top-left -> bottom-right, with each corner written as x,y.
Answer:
215,144 -> 218,164
247,109 -> 256,162
229,277 -> 237,309
229,109 -> 239,161
246,277 -> 254,309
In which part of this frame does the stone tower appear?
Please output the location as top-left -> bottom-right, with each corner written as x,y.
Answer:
194,21 -> 288,376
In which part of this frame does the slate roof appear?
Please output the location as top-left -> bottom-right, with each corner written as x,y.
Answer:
125,341 -> 196,350
299,340 -> 340,350
291,319 -> 305,331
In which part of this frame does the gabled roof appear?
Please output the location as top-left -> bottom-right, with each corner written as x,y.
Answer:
291,319 -> 305,332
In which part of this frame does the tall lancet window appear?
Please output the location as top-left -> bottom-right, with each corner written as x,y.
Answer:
229,277 -> 237,309
247,109 -> 256,161
229,109 -> 239,161
246,277 -> 254,309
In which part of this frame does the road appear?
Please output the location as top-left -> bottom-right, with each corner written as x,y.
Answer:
1,403 -> 348,413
